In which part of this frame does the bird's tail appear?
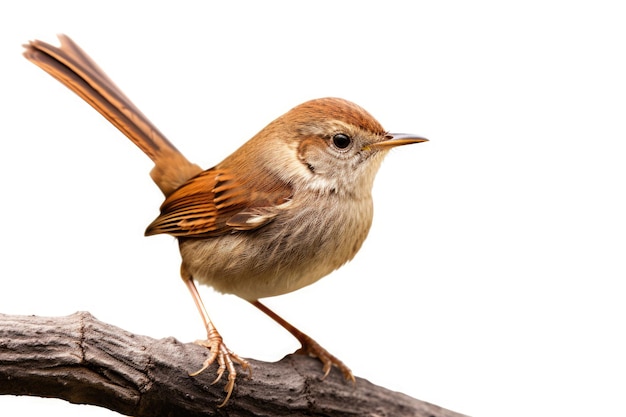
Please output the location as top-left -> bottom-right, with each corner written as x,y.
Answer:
23,34 -> 202,196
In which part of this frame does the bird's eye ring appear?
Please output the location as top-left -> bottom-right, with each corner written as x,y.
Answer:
332,133 -> 352,149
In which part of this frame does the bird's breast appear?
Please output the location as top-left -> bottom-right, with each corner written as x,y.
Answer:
178,192 -> 374,300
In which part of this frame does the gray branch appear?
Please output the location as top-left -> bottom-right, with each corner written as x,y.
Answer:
0,312 -> 465,416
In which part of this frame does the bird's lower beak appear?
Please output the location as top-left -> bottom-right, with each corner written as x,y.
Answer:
370,133 -> 429,149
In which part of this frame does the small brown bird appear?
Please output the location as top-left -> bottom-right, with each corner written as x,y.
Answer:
23,35 -> 428,406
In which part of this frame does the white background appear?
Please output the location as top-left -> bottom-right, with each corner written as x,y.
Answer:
1,2 -> 625,416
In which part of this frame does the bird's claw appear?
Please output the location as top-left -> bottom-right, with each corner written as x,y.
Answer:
296,335 -> 356,384
191,337 -> 250,407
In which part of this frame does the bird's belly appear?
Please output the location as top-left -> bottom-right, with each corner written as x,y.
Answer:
178,196 -> 373,300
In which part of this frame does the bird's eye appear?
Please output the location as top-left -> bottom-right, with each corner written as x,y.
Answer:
332,133 -> 352,149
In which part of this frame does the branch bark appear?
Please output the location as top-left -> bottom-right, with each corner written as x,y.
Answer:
0,312 -> 465,417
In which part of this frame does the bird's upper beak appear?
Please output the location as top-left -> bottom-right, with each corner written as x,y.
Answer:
369,133 -> 429,149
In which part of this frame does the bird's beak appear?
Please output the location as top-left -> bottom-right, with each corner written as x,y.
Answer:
369,133 -> 429,149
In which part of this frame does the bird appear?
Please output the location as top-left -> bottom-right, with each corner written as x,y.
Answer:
23,34 -> 428,406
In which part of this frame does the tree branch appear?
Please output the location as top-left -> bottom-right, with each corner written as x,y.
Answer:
0,312 -> 465,416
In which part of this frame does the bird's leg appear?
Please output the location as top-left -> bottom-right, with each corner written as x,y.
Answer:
250,300 -> 355,383
182,266 -> 250,407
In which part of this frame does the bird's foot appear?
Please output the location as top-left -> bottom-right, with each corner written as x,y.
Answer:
295,333 -> 355,383
191,335 -> 251,407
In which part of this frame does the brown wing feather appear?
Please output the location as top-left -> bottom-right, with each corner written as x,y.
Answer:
145,166 -> 293,237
